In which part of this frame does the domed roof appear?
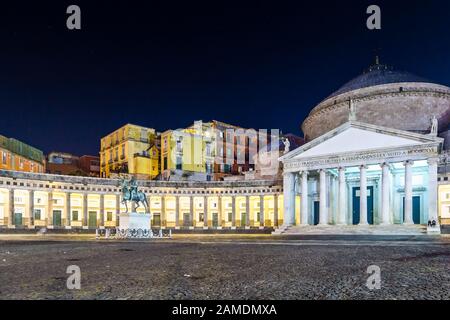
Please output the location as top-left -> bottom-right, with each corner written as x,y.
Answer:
327,58 -> 431,99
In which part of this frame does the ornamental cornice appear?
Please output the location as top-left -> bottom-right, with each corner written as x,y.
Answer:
283,143 -> 440,172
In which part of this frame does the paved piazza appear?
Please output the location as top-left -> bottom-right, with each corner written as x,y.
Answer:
0,235 -> 449,300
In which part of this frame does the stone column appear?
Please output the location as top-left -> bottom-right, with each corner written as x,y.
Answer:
245,196 -> 250,227
82,193 -> 88,227
175,196 -> 180,227
259,195 -> 264,227
381,163 -> 391,225
428,158 -> 439,225
319,169 -> 328,225
189,196 -> 194,227
273,195 -> 278,227
300,171 -> 308,225
66,192 -> 71,228
337,167 -> 347,225
231,196 -> 236,227
100,194 -> 105,227
404,160 -> 414,224
28,190 -> 34,227
359,165 -> 368,225
161,195 -> 166,227
218,196 -> 224,227
283,172 -> 295,226
115,194 -> 121,227
9,189 -> 14,227
203,196 -> 208,228
48,191 -> 54,226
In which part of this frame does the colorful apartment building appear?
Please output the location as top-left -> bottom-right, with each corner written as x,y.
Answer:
46,152 -> 100,177
0,135 -> 45,174
161,120 -> 271,181
100,124 -> 160,180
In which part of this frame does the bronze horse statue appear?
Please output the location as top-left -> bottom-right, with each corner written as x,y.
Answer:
121,182 -> 149,213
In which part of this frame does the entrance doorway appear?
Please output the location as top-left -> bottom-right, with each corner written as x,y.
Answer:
212,213 -> 219,227
183,212 -> 191,227
14,212 -> 22,226
241,213 -> 247,227
313,201 -> 320,225
53,210 -> 62,227
152,213 -> 161,227
352,186 -> 374,225
88,211 -> 97,228
403,196 -> 421,224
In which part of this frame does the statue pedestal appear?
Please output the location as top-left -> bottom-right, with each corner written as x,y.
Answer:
117,212 -> 152,238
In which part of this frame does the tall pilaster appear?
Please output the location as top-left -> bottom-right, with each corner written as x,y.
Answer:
259,195 -> 264,227
428,158 -> 439,225
359,165 -> 368,225
218,196 -> 224,226
231,196 -> 236,227
161,195 -> 166,227
82,193 -> 88,227
283,172 -> 295,226
48,191 -> 54,226
404,160 -> 414,224
66,192 -> 71,228
9,189 -> 14,227
337,167 -> 347,225
273,195 -> 278,227
300,171 -> 308,225
115,194 -> 121,227
100,194 -> 105,227
28,190 -> 34,228
245,196 -> 250,227
204,196 -> 208,227
175,196 -> 180,227
381,163 -> 391,225
189,196 -> 194,227
319,169 -> 328,225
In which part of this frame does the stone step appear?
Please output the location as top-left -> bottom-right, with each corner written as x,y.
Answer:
274,224 -> 430,236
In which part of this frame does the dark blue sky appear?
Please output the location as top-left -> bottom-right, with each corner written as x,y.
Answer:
1,0 -> 450,155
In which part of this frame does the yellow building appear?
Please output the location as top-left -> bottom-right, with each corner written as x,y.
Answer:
100,124 -> 160,180
161,121 -> 213,181
0,135 -> 45,174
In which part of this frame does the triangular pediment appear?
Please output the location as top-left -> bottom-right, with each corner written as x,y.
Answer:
280,121 -> 442,161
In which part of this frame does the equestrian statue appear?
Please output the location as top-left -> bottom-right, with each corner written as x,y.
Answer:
120,176 -> 149,213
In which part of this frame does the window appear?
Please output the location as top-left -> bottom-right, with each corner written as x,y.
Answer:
256,212 -> 260,222
2,152 -> 6,165
228,212 -> 232,222
176,157 -> 182,170
163,157 -> 167,170
199,213 -> 204,222
72,211 -> 79,221
34,209 -> 41,220
107,211 -> 113,221
141,129 -> 147,141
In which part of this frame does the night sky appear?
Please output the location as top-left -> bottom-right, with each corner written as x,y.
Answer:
1,0 -> 450,156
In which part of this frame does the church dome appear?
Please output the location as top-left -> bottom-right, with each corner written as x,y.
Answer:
327,61 -> 430,100
301,59 -> 450,141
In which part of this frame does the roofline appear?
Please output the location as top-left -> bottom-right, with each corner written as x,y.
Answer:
281,120 -> 444,161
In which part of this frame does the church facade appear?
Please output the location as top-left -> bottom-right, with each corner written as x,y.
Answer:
280,60 -> 450,233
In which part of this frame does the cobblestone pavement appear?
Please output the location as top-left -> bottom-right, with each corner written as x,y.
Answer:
0,236 -> 449,300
